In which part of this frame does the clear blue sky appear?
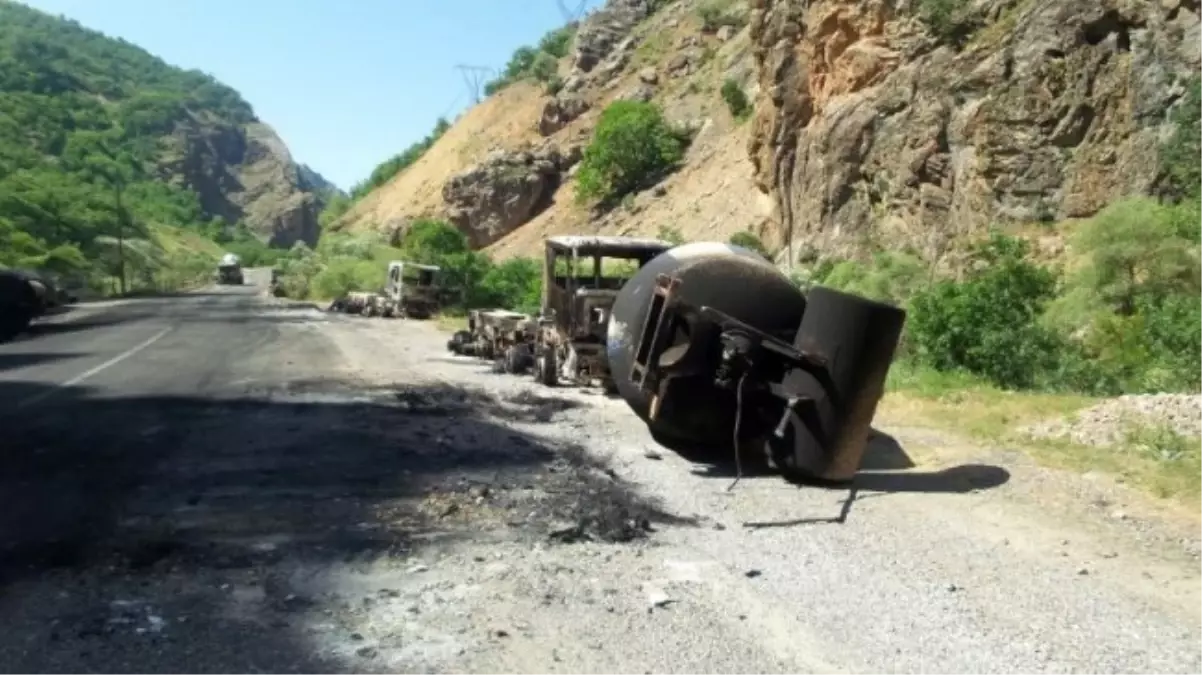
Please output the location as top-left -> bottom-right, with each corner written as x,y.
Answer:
19,0 -> 604,191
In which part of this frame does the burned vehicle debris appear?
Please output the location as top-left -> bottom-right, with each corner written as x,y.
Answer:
328,261 -> 445,319
529,235 -> 673,391
606,242 -> 907,484
447,308 -> 538,373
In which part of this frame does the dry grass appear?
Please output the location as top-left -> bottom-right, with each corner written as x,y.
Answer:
434,311 -> 467,334
879,362 -> 1202,508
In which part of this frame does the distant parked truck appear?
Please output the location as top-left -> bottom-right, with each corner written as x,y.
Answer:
216,253 -> 244,285
384,260 -> 442,319
328,260 -> 445,319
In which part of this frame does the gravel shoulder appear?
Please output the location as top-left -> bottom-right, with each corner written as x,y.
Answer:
323,307 -> 1201,674
0,291 -> 1197,674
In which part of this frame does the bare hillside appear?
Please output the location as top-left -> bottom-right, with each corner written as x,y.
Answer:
332,0 -> 769,258
332,0 -> 1200,262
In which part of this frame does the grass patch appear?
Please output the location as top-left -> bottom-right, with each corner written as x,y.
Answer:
880,361 -> 1201,506
434,309 -> 467,334
882,360 -> 1095,440
968,0 -> 1038,48
634,31 -> 672,65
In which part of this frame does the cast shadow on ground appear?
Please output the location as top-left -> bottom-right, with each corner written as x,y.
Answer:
653,428 -> 1010,527
0,379 -> 690,673
0,351 -> 90,373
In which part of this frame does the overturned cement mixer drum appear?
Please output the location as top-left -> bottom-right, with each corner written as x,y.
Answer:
605,241 -> 907,483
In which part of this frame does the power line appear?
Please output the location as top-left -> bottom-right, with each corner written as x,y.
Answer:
454,64 -> 495,105
555,0 -> 587,23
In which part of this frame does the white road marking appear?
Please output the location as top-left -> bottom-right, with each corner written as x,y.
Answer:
17,326 -> 174,409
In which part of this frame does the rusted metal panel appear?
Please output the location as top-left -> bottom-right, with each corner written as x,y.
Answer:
546,235 -> 674,257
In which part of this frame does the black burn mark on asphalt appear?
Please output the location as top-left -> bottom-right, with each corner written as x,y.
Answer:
0,380 -> 689,587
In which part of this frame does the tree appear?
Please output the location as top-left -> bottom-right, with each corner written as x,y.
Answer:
1068,197 -> 1200,316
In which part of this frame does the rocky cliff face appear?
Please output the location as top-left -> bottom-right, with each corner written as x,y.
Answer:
747,0 -> 1201,264
162,113 -> 327,247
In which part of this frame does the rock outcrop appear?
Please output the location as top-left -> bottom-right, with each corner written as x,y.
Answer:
162,114 -> 328,247
443,143 -> 584,248
539,95 -> 592,135
572,0 -> 655,73
747,0 -> 1201,263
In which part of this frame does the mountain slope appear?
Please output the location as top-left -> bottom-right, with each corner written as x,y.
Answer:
333,0 -> 1199,266
0,0 -> 327,283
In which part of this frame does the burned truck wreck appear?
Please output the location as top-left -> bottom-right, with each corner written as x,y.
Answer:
606,242 -> 907,484
530,235 -> 673,391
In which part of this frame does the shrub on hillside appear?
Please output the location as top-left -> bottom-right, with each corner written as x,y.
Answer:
575,101 -> 689,205
728,230 -> 770,258
349,118 -> 450,200
697,0 -> 746,32
658,225 -> 685,245
915,0 -> 981,45
485,24 -> 577,95
720,79 -> 752,121
1160,75 -> 1201,202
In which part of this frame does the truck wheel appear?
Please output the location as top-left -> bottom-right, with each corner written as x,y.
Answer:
535,347 -> 557,387
448,330 -> 471,354
504,346 -> 529,375
0,309 -> 31,342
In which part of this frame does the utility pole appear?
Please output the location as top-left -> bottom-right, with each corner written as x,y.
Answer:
113,177 -> 127,295
556,0 -> 587,23
454,65 -> 495,105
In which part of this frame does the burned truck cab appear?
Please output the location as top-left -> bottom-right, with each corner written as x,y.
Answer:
532,235 -> 673,389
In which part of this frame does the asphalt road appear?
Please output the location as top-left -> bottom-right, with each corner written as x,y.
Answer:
0,271 -> 374,671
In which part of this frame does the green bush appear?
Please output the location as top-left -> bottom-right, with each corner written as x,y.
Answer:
916,0 -> 973,43
1161,75 -> 1201,202
720,79 -> 752,121
906,232 -> 1062,390
485,24 -> 577,95
658,225 -> 685,245
697,0 -> 746,32
575,101 -> 689,205
728,230 -> 770,258
811,250 -> 928,306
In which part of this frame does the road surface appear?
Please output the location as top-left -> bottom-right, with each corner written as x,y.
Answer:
0,270 -> 1198,673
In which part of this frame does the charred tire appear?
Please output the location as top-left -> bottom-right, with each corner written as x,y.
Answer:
504,345 -> 530,375
535,347 -> 557,387
448,330 -> 472,354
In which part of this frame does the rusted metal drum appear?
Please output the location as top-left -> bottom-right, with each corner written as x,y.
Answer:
767,285 -> 907,482
605,242 -> 807,447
